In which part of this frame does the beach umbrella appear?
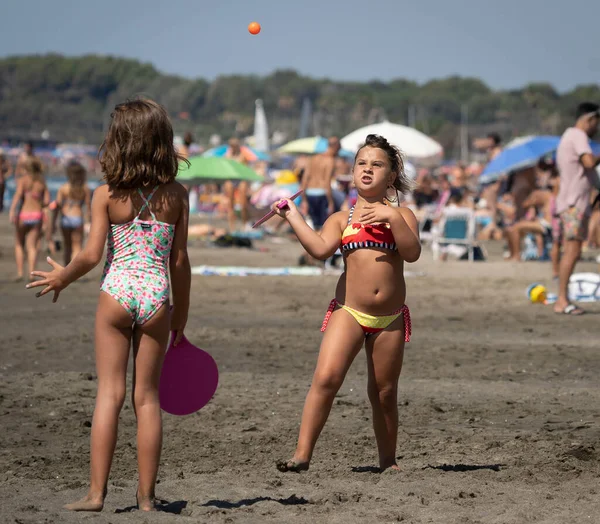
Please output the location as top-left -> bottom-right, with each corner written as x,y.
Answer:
177,156 -> 264,183
276,136 -> 355,158
203,144 -> 270,162
341,121 -> 443,162
480,136 -> 600,185
479,136 -> 560,184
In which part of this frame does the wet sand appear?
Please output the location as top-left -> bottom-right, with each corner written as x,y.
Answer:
1,214 -> 599,523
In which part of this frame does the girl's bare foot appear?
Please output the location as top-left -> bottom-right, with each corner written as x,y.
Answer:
137,491 -> 156,512
276,458 -> 309,473
64,492 -> 105,512
379,459 -> 401,472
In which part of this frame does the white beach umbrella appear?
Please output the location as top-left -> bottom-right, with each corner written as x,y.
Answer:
341,121 -> 443,163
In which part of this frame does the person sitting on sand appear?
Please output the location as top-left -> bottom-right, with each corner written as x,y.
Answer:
27,98 -> 191,513
271,134 -> 420,473
504,171 -> 559,272
49,162 -> 92,265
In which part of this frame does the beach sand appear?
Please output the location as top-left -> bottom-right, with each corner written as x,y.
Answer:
1,215 -> 599,523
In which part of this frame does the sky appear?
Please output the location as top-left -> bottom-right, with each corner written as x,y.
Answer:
1,0 -> 599,92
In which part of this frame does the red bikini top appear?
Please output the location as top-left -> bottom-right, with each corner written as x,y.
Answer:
341,206 -> 397,252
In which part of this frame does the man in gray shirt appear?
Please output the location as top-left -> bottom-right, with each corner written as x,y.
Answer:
554,102 -> 600,315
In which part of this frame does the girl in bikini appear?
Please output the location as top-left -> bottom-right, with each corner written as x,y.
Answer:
26,99 -> 191,512
272,134 -> 421,473
9,157 -> 50,281
50,162 -> 92,265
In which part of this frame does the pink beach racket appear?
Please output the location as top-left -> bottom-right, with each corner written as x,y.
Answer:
159,332 -> 219,416
252,189 -> 304,229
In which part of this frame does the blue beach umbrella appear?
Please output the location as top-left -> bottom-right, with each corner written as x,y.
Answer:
479,136 -> 560,185
480,136 -> 600,185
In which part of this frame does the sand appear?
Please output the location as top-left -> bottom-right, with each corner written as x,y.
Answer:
1,215 -> 599,524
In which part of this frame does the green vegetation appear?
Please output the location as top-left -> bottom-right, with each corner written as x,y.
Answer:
1,54 -> 598,155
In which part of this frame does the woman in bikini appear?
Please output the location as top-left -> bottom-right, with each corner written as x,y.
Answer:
272,134 -> 421,473
27,98 -> 191,512
9,157 -> 50,281
51,162 -> 92,265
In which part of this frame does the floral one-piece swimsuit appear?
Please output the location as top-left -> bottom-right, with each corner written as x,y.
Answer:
100,187 -> 175,325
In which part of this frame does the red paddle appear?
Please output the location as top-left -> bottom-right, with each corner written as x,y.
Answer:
159,332 -> 219,416
252,189 -> 303,229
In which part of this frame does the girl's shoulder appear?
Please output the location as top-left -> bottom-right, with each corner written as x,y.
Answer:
160,181 -> 189,203
397,205 -> 418,224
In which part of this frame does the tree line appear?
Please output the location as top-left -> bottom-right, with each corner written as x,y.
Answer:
1,54 -> 598,156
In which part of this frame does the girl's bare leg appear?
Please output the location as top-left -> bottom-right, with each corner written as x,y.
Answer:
14,224 -> 26,280
25,224 -> 41,278
281,309 -> 364,469
131,303 -> 169,511
64,292 -> 132,511
365,316 -> 406,471
70,226 -> 84,262
61,227 -> 73,266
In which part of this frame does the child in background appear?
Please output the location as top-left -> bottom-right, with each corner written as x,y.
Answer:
9,157 -> 50,281
50,162 -> 92,265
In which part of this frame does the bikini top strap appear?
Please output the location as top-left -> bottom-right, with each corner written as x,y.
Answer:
347,206 -> 355,225
136,187 -> 158,220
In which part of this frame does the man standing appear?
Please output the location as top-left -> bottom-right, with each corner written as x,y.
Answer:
300,137 -> 341,230
554,102 -> 600,315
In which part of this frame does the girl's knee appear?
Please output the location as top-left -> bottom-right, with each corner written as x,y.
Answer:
98,383 -> 126,409
133,385 -> 159,409
370,382 -> 397,407
312,370 -> 344,396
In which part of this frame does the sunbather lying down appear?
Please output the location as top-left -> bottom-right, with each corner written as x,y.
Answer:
188,223 -> 227,239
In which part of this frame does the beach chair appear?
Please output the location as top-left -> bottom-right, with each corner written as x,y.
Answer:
432,207 -> 484,262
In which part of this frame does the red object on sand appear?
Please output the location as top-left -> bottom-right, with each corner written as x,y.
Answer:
251,189 -> 303,229
159,333 -> 219,416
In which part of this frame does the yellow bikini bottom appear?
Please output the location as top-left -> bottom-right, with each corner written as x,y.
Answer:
321,299 -> 411,341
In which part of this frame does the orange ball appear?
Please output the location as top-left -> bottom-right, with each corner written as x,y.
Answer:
248,22 -> 261,35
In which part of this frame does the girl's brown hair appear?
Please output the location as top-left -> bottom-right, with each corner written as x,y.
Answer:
66,161 -> 87,201
355,134 -> 413,199
24,156 -> 45,183
99,98 -> 186,189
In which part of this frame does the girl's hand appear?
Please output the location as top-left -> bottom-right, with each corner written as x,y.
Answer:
170,307 -> 187,346
271,198 -> 299,219
358,203 -> 395,225
9,211 -> 16,224
26,257 -> 67,303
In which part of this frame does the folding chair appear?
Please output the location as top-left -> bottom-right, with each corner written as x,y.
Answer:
432,207 -> 485,262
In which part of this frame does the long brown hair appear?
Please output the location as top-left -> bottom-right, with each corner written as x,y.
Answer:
24,156 -> 45,184
99,98 -> 186,189
65,161 -> 87,201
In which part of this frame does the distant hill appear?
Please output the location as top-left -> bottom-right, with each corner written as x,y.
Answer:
1,54 -> 598,156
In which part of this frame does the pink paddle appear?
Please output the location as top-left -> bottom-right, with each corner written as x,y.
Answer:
252,189 -> 303,228
159,332 -> 219,416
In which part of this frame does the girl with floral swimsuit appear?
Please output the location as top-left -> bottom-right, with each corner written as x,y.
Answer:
27,99 -> 191,512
